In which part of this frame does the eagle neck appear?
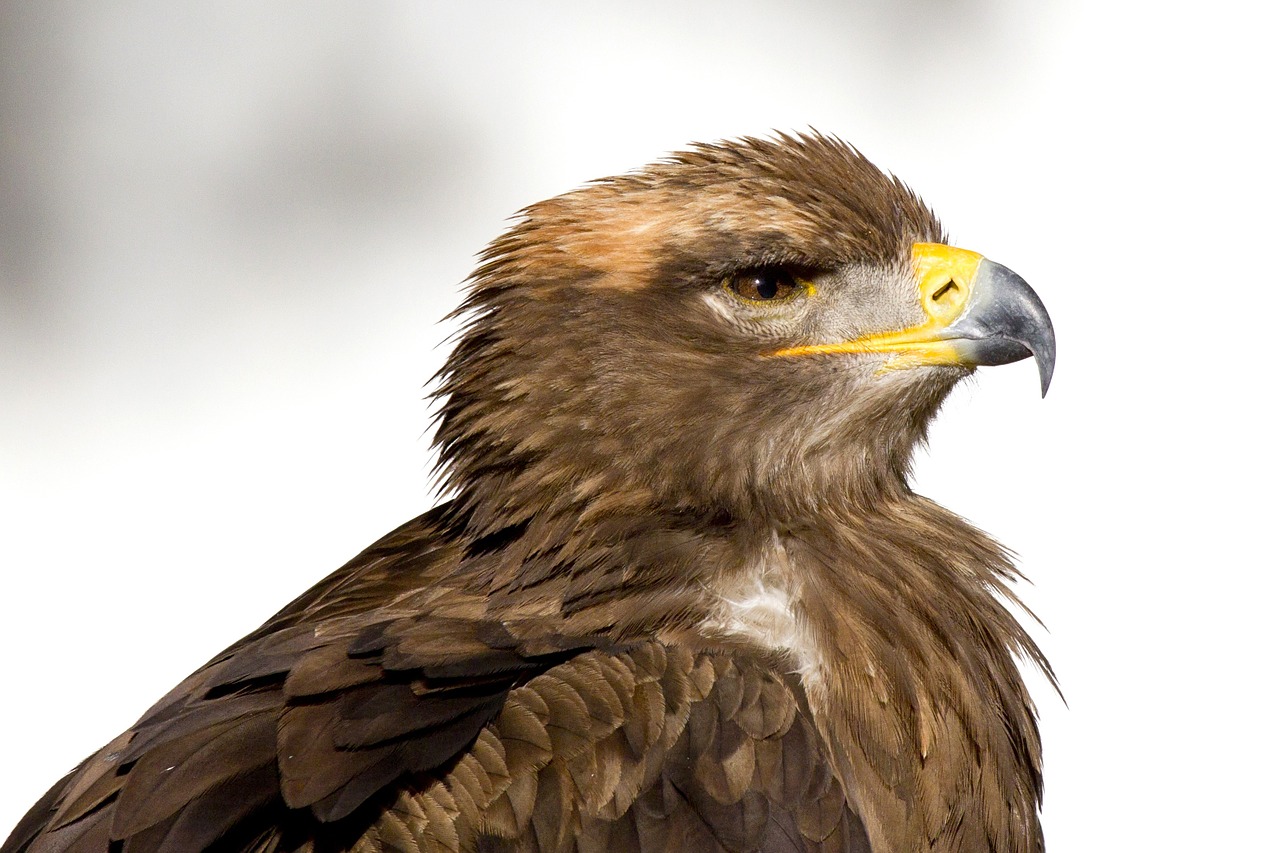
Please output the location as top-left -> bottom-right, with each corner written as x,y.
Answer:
784,498 -> 1048,853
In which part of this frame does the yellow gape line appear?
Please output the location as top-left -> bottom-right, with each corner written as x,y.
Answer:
769,243 -> 986,370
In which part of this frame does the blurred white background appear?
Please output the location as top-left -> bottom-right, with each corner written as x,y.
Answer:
2,1 -> 1275,848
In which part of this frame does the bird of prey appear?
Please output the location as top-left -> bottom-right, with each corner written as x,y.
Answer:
3,134 -> 1056,853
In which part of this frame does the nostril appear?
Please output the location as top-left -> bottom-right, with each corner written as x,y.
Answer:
931,280 -> 960,302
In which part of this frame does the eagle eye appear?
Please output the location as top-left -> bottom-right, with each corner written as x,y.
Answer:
724,268 -> 806,303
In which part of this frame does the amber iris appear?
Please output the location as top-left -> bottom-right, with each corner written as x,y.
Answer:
726,268 -> 801,302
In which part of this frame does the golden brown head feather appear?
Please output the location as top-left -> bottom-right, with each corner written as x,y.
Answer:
435,133 -> 950,528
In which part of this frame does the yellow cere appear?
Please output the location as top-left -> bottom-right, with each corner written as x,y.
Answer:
769,242 -> 985,371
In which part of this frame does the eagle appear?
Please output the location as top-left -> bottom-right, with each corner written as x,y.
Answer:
3,134 -> 1056,853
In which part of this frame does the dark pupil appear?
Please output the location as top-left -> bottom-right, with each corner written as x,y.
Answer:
737,269 -> 793,300
753,275 -> 779,299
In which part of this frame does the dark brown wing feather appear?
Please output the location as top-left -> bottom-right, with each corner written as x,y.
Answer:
415,646 -> 868,853
4,505 -> 863,853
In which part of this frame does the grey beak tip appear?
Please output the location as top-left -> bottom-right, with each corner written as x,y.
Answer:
970,258 -> 1056,399
1036,335 -> 1056,397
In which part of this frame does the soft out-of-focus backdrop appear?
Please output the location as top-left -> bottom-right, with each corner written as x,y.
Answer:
2,1 -> 1274,847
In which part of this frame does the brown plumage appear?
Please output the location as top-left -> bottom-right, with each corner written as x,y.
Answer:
3,133 -> 1056,853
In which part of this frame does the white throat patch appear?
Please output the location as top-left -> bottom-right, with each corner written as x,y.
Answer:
701,534 -> 823,681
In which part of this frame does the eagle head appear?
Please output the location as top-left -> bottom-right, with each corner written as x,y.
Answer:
434,133 -> 1054,527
